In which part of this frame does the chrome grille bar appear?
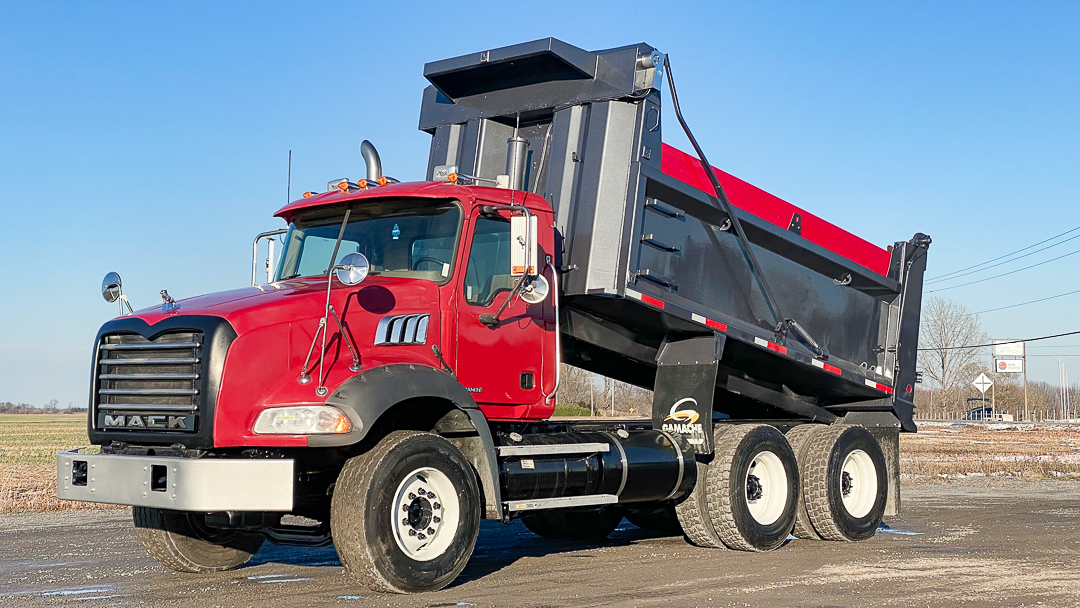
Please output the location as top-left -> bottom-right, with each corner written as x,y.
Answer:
99,342 -> 201,350
97,404 -> 198,413
99,388 -> 199,396
99,357 -> 200,365
99,373 -> 199,380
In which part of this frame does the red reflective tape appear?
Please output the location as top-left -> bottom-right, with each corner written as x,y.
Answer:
879,383 -> 894,395
705,318 -> 727,331
639,293 -> 665,309
824,362 -> 842,375
767,342 -> 787,355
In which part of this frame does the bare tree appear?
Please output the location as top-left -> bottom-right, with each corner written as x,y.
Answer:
917,298 -> 987,412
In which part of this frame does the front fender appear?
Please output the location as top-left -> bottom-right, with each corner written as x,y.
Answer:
321,364 -> 503,519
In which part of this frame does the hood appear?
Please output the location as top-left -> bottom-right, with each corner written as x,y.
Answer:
124,276 -> 442,337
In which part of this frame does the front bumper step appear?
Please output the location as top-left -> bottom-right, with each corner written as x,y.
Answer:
56,449 -> 294,512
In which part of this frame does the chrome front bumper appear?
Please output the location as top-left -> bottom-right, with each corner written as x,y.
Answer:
56,449 -> 294,512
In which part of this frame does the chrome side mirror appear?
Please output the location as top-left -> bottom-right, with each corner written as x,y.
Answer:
101,272 -> 134,315
102,272 -> 122,303
520,274 -> 550,304
335,252 -> 370,286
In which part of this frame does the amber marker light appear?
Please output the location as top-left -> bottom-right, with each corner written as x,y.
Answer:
337,181 -> 350,192
358,179 -> 368,189
377,176 -> 388,186
447,173 -> 458,183
302,191 -> 316,198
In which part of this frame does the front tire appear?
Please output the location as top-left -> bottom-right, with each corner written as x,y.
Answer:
132,507 -> 264,573
706,424 -> 799,552
330,431 -> 481,594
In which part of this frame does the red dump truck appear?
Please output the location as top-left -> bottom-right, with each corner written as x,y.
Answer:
58,38 -> 930,593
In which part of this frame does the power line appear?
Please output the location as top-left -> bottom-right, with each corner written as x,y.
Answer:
970,288 -> 1080,315
927,233 -> 1080,285
926,248 -> 1080,293
917,329 -> 1080,351
926,225 -> 1080,282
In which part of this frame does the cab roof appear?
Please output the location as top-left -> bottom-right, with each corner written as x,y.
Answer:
274,181 -> 552,223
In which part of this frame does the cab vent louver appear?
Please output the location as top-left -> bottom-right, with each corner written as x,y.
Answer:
374,314 -> 430,345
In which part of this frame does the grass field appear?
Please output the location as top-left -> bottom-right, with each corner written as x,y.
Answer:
1,415 -> 1078,514
0,414 -> 112,514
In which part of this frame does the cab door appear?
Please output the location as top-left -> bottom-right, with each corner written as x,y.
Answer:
454,207 -> 552,419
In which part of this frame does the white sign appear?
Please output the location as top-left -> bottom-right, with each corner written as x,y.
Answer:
996,359 -> 1024,374
972,373 -> 993,394
994,340 -> 1025,357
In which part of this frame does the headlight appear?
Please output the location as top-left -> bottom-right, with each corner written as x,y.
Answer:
253,406 -> 354,435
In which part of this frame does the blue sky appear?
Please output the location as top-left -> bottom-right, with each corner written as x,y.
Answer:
1,1 -> 1077,407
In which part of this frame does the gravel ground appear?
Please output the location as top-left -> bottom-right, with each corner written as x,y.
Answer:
1,480 -> 1077,608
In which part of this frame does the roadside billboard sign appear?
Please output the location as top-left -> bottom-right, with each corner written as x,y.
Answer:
996,359 -> 1024,373
994,340 -> 1025,357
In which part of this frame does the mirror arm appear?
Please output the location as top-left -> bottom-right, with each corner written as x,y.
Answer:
478,274 -> 531,326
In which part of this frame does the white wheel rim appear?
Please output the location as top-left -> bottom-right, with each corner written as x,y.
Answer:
745,450 -> 789,526
840,449 -> 877,519
390,467 -> 459,562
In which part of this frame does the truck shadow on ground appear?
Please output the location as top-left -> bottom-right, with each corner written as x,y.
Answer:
244,519 -> 676,586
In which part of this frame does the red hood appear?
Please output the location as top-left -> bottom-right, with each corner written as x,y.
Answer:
125,276 -> 439,336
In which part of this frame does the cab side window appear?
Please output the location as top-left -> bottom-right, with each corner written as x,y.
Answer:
463,217 -> 512,306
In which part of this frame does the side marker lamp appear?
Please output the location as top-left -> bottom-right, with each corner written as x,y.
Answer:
253,406 -> 354,435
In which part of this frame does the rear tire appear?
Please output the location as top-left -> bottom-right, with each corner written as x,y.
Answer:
706,424 -> 799,552
675,451 -> 726,549
132,507 -> 264,573
802,425 -> 888,541
520,507 -> 624,541
330,431 -> 481,594
785,424 -> 826,540
625,502 -> 683,536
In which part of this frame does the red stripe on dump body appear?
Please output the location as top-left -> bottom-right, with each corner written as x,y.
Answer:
660,144 -> 891,276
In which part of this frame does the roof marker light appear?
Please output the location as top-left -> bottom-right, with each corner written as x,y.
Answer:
377,176 -> 388,186
358,179 -> 368,189
302,191 -> 316,198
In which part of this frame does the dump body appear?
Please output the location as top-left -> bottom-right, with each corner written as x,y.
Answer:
421,38 -> 929,433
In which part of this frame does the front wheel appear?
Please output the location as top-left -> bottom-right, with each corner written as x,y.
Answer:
132,507 -> 264,573
331,431 -> 481,594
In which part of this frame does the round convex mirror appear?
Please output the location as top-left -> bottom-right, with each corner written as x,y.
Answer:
336,253 -> 370,286
520,274 -> 549,304
102,272 -> 122,303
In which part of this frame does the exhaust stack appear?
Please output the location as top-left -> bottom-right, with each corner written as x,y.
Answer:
505,136 -> 529,191
360,140 -> 382,181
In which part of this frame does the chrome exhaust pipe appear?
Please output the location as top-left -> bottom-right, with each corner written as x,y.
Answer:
360,140 -> 382,181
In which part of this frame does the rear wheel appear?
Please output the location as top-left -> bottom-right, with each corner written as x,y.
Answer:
801,425 -> 888,541
706,424 -> 799,552
330,431 -> 481,593
132,507 -> 264,573
675,453 -> 726,549
520,507 -> 624,541
785,424 -> 826,540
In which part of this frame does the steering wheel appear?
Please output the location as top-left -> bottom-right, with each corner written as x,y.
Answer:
412,256 -> 445,271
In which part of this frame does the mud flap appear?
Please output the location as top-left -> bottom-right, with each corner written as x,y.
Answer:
652,334 -> 725,455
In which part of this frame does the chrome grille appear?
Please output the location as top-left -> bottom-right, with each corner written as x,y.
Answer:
374,314 -> 429,345
96,332 -> 202,430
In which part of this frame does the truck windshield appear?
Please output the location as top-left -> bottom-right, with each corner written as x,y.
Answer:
274,198 -> 462,283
